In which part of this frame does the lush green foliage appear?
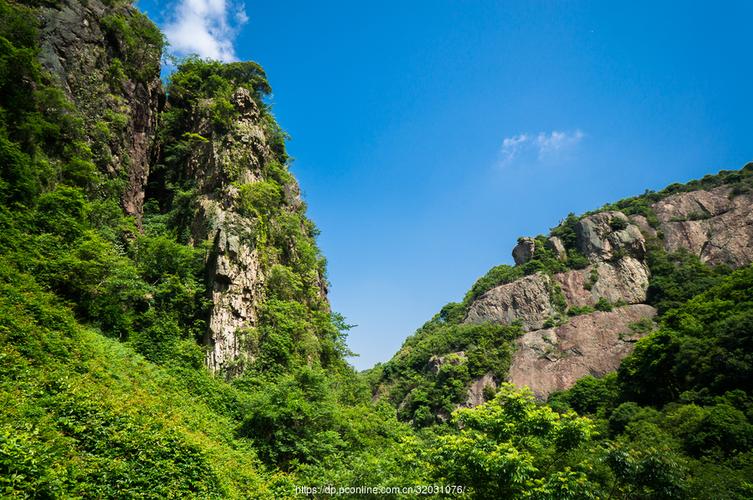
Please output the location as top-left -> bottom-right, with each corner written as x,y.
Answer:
101,10 -> 164,82
4,1 -> 753,497
549,266 -> 753,498
375,320 -> 521,426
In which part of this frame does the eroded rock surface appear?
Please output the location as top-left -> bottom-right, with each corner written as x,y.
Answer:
575,211 -> 646,262
653,187 -> 753,266
462,211 -> 654,404
37,0 -> 164,222
465,273 -> 556,330
507,305 -> 657,399
463,186 -> 753,404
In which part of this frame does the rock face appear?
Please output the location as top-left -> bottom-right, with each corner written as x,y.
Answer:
173,88 -> 327,376
30,3 -> 330,379
466,273 -> 556,330
465,373 -> 497,407
546,237 -> 567,261
507,305 -> 657,399
461,185 -> 753,402
575,211 -> 646,262
467,213 -> 651,331
37,0 -> 164,222
653,187 -> 753,267
463,211 -> 654,401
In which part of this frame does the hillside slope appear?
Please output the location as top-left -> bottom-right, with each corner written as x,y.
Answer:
372,164 -> 753,419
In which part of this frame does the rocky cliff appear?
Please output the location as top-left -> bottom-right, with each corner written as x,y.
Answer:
36,0 -> 164,222
373,165 -> 753,422
463,176 -> 753,400
151,63 -> 331,377
30,1 -> 331,378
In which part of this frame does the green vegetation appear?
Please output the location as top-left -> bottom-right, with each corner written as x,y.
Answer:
2,0 -> 753,497
101,10 -> 164,82
375,321 -> 521,426
549,266 -> 753,497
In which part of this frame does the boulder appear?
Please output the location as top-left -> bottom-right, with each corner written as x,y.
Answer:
512,237 -> 537,265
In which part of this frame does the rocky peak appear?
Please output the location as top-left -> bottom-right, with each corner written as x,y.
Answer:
159,78 -> 328,377
461,181 -> 753,400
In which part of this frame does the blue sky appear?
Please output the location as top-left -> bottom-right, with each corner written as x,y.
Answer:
137,0 -> 753,370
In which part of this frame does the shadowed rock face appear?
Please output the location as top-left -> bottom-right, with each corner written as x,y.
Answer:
507,305 -> 657,399
37,0 -> 164,223
653,187 -> 753,267
512,237 -> 537,265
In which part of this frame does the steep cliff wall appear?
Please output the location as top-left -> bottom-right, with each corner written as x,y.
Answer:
36,0 -> 164,221
27,2 -> 332,378
150,62 -> 331,377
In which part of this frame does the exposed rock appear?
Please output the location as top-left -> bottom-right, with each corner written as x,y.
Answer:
201,202 -> 265,376
653,187 -> 753,267
512,237 -> 537,265
507,305 -> 657,399
465,373 -> 497,407
465,273 -> 556,330
575,211 -> 646,262
187,92 -> 274,376
555,257 -> 650,307
179,86 -> 328,376
629,214 -> 658,239
546,236 -> 568,261
653,188 -> 733,222
591,258 -> 650,304
37,0 -> 164,223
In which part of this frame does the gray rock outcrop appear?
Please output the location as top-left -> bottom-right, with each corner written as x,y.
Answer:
462,210 -> 656,403
546,236 -> 568,261
467,213 -> 650,331
653,187 -> 753,266
575,211 -> 646,261
507,305 -> 657,399
461,184 -> 753,404
465,273 -> 557,330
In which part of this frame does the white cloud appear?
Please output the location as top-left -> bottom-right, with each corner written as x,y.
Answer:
499,129 -> 584,166
534,130 -> 585,159
164,0 -> 248,62
500,133 -> 530,164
